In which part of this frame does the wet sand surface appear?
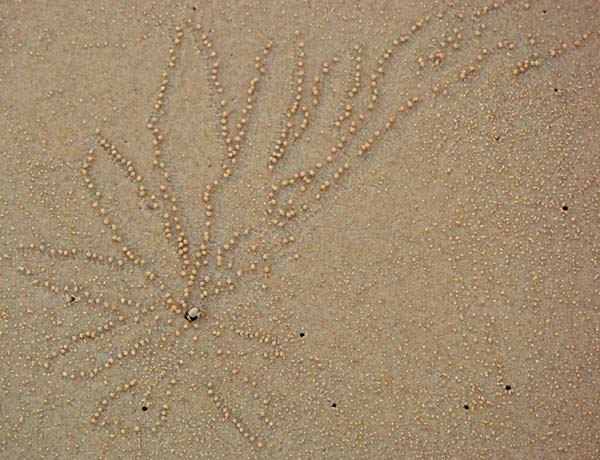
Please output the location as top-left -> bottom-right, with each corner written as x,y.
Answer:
0,1 -> 599,459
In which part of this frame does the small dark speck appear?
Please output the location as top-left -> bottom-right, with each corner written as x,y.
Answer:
562,205 -> 569,211
494,136 -> 500,141
69,296 -> 76,303
299,332 -> 305,337
331,403 -> 337,408
505,385 -> 512,391
464,404 -> 470,410
142,406 -> 148,411
192,6 -> 197,10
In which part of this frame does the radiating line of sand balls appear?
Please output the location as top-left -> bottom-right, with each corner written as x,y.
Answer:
207,31 -> 334,280
22,21 -> 352,310
142,23 -> 274,305
137,25 -> 222,311
265,0 -> 516,214
150,326 -> 284,438
207,318 -> 288,366
17,241 -> 130,270
12,262 -> 133,368
328,37 -> 414,139
142,26 -> 210,312
171,24 -> 274,288
510,31 -> 597,77
264,47 -> 507,237
82,23 -> 275,325
267,35 -> 337,170
12,256 -> 173,385
13,230 -> 273,440
190,23 -> 278,290
88,324 -> 213,434
180,320 -> 289,449
204,382 -> 266,449
415,0 -> 508,77
264,3 -> 523,231
330,1 -> 463,134
88,26 -> 283,445
88,312 -> 210,434
91,367 -> 174,434
12,222 -> 203,384
191,23 -> 283,290
264,12 -> 451,216
83,142 -> 185,311
79,4 -> 533,308
332,44 -> 362,129
94,313 -> 286,442
12,5 -> 594,447
61,336 -> 151,381
200,321 -> 292,449
209,229 -> 276,294
91,25 -> 253,313
340,0 -> 515,121
190,22 -> 274,180
12,27 -> 289,442
13,255 -> 127,318
196,303 -> 298,444
84,138 -> 225,362
391,0 -> 518,95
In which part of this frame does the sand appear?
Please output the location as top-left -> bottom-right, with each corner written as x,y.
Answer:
0,1 -> 598,459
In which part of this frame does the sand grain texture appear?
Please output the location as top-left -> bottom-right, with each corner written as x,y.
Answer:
0,1 -> 599,459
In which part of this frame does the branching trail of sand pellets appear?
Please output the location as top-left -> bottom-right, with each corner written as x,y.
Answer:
2,0 -> 598,455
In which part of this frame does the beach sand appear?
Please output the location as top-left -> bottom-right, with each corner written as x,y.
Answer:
0,1 -> 598,459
